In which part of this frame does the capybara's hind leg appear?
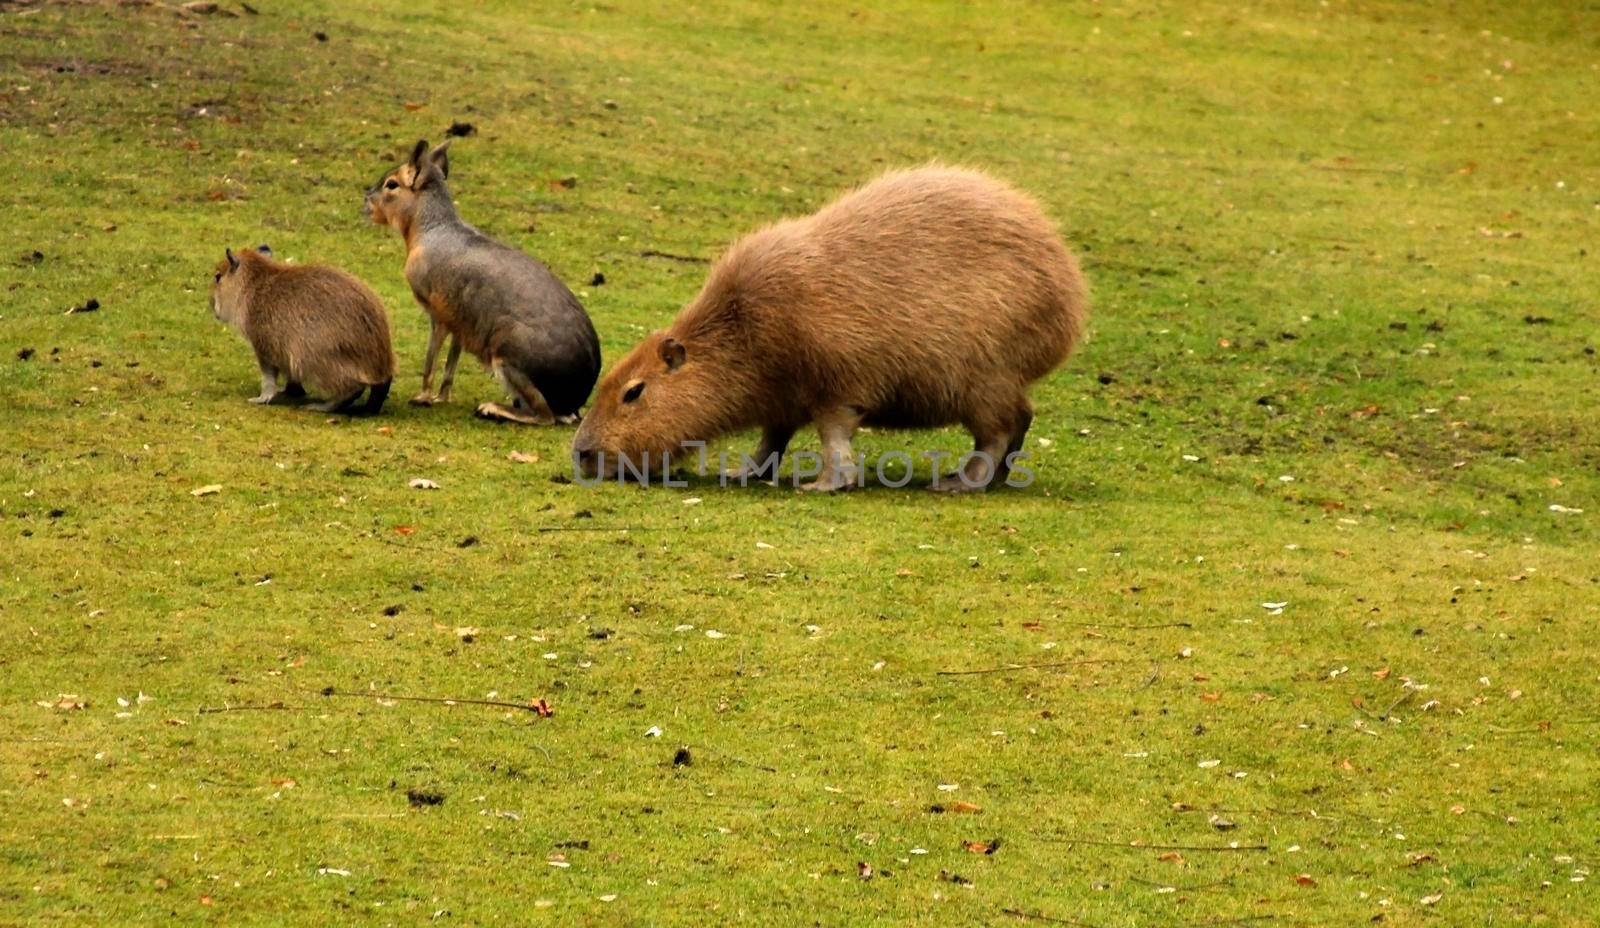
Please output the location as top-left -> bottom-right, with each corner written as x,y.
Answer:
726,425 -> 796,483
283,381 -> 307,400
932,400 -> 1018,492
308,384 -> 365,414
475,361 -> 556,425
358,379 -> 392,416
800,406 -> 863,492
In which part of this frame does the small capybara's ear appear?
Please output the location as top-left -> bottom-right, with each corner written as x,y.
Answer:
660,336 -> 687,371
255,244 -> 273,258
225,248 -> 239,271
429,139 -> 451,180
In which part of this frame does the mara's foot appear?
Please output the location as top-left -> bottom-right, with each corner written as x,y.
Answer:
409,392 -> 441,407
475,401 -> 553,425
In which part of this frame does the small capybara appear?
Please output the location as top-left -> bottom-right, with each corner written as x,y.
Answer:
209,245 -> 396,414
571,165 -> 1088,491
364,139 -> 601,424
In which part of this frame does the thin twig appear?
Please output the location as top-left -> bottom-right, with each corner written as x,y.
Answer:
535,525 -> 647,533
197,702 -> 302,714
1377,688 -> 1415,721
1037,834 -> 1268,852
638,248 -> 709,263
318,688 -> 550,714
1071,621 -> 1193,630
1002,908 -> 1104,928
937,659 -> 1127,676
1129,875 -> 1235,892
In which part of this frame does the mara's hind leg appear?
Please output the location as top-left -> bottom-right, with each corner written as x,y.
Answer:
475,362 -> 556,425
725,425 -> 796,483
931,395 -> 1028,493
307,382 -> 365,414
799,406 -> 863,492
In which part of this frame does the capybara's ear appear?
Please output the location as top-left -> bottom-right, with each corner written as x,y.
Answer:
255,244 -> 273,258
225,248 -> 239,271
429,139 -> 451,180
660,336 -> 687,371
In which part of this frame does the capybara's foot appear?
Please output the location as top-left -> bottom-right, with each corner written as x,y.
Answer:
928,473 -> 990,493
476,401 -> 553,425
800,465 -> 859,493
556,413 -> 581,426
410,392 -> 441,407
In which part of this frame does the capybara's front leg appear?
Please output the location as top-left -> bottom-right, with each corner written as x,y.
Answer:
800,407 -> 862,492
411,319 -> 448,406
249,360 -> 281,404
726,425 -> 796,483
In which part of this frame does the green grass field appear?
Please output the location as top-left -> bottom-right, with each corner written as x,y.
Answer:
3,0 -> 1597,923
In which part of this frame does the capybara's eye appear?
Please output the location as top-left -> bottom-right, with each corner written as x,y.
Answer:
384,179 -> 400,191
622,381 -> 645,404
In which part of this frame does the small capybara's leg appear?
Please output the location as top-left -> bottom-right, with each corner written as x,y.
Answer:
800,406 -> 863,492
727,425 -> 796,482
249,360 -> 281,404
308,383 -> 365,414
434,335 -> 463,403
411,320 -> 449,406
475,361 -> 556,425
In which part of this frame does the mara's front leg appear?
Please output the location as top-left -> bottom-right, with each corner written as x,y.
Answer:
410,318 -> 449,406
434,335 -> 463,403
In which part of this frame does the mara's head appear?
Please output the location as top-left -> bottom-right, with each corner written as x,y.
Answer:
363,139 -> 450,231
209,244 -> 273,326
571,332 -> 732,480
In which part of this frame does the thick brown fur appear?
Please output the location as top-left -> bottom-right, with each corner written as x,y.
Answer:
572,165 -> 1088,490
210,247 -> 397,413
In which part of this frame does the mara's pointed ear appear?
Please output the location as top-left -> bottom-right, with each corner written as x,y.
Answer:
429,139 -> 451,180
255,244 -> 273,258
225,248 -> 239,271
408,139 -> 431,189
659,336 -> 687,371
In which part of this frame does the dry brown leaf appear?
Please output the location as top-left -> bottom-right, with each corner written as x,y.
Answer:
1294,873 -> 1317,887
507,451 -> 540,464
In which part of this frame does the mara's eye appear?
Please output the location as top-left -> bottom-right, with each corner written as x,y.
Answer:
622,382 -> 645,404
213,272 -> 221,282
384,179 -> 400,190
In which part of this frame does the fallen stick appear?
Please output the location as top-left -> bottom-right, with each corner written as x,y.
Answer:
317,687 -> 551,715
1070,622 -> 1193,630
937,658 -> 1126,676
1037,834 -> 1269,852
1002,909 -> 1104,927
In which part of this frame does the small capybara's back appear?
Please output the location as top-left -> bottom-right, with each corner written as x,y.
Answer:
213,249 -> 396,409
707,165 -> 1086,427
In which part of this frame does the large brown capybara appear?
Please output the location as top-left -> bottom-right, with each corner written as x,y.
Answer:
571,165 -> 1088,491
